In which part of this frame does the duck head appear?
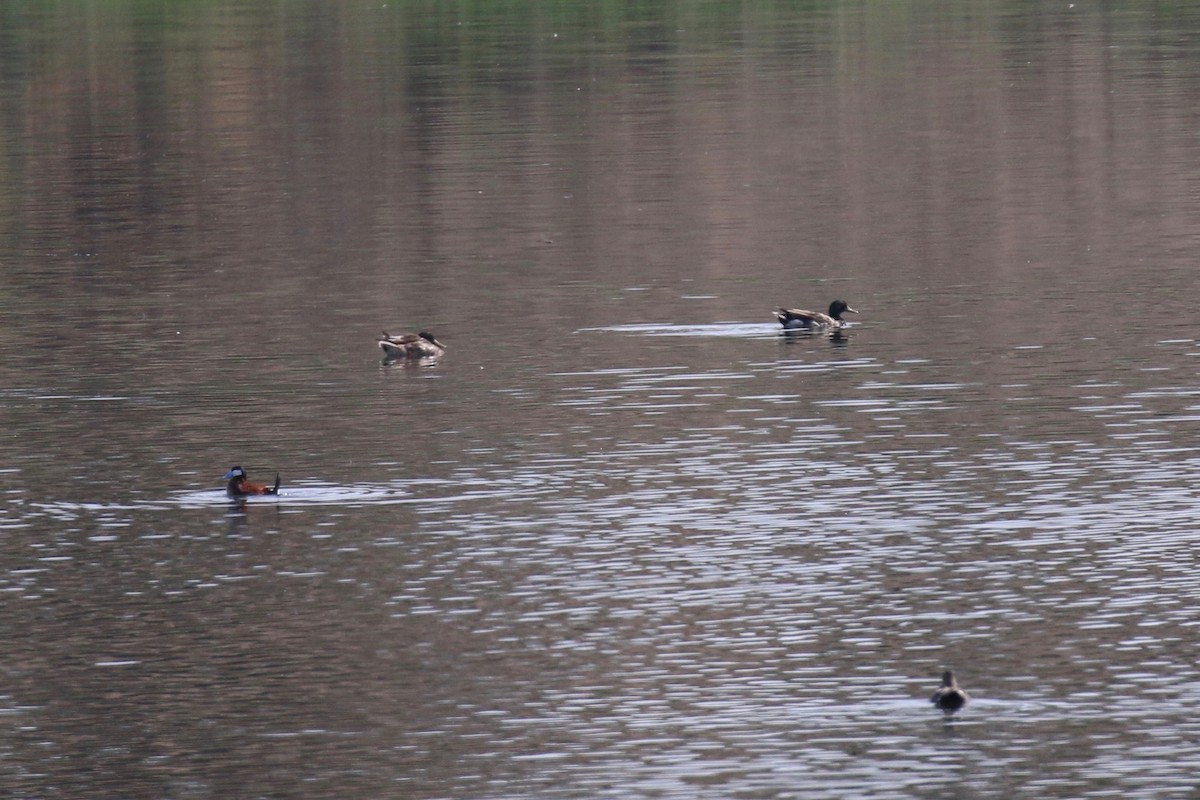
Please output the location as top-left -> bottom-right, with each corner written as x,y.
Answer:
829,300 -> 858,320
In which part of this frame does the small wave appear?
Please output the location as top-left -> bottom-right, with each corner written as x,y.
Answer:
173,481 -> 507,508
28,481 -> 506,515
579,321 -> 781,338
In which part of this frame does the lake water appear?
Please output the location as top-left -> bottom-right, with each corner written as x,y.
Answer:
3,2 -> 1200,798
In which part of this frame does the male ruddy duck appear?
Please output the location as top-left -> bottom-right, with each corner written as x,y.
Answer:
224,466 -> 280,496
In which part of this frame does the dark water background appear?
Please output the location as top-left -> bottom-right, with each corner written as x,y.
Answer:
3,2 -> 1200,798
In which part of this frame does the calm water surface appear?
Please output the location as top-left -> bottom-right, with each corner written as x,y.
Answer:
3,2 -> 1200,798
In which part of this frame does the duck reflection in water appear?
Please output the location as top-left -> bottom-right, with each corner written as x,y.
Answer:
225,493 -> 281,533
931,670 -> 970,714
225,501 -> 250,532
780,327 -> 851,347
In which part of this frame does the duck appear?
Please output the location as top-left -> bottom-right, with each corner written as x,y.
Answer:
224,466 -> 280,497
930,670 -> 969,713
378,331 -> 445,360
774,300 -> 858,329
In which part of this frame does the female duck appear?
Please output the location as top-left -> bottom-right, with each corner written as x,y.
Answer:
224,466 -> 280,497
930,670 -> 969,713
378,331 -> 445,360
774,300 -> 857,330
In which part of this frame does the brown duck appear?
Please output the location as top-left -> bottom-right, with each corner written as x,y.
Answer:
930,670 -> 969,713
774,300 -> 858,330
378,331 -> 446,360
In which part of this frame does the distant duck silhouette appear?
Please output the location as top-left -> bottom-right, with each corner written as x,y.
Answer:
774,300 -> 858,330
930,670 -> 969,713
378,331 -> 445,360
224,466 -> 280,497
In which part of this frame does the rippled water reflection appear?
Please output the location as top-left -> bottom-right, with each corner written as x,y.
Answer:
5,1 -> 1200,798
13,334 -> 1200,797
